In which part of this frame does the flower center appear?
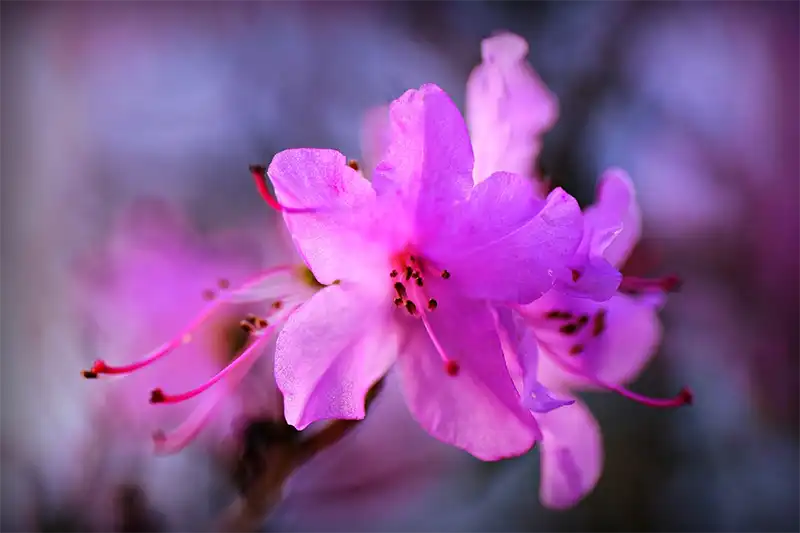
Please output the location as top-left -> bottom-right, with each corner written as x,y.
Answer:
388,250 -> 459,377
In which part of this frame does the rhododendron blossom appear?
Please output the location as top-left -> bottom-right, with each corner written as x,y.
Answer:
267,83 -> 585,460
81,209 -> 327,454
465,31 -> 690,509
515,170 -> 690,509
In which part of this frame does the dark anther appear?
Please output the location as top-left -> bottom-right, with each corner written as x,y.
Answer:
405,266 -> 414,280
427,298 -> 438,311
405,301 -> 417,315
255,318 -> 268,329
559,323 -> 579,335
592,309 -> 607,337
411,271 -> 420,279
347,159 -> 360,171
569,344 -> 585,355
441,270 -> 451,279
202,289 -> 215,301
394,282 -> 407,299
248,164 -> 267,176
218,278 -> 230,289
578,314 -> 590,325
546,310 -> 564,320
394,297 -> 404,306
390,269 -> 398,278
571,269 -> 582,282
272,301 -> 283,310
149,388 -> 166,404
240,320 -> 255,333
415,277 -> 424,287
81,370 -> 98,379
678,387 -> 694,406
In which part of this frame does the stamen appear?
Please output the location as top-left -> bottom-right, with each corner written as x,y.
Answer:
578,314 -> 590,325
545,310 -> 573,320
415,277 -> 424,287
152,392 -> 220,455
441,270 -> 451,279
571,269 -> 582,282
405,301 -> 417,315
81,265 -> 296,378
619,274 -> 682,294
390,269 -> 398,278
405,266 -> 413,281
393,297 -> 404,306
543,341 -> 692,409
394,282 -> 407,299
272,301 -> 283,310
569,344 -> 584,355
559,323 -> 579,335
149,323 -> 279,406
346,159 -> 360,171
427,299 -> 438,311
249,164 -> 319,214
592,309 -> 607,337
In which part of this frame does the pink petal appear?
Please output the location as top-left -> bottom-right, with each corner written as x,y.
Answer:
526,292 -> 661,390
267,149 -> 390,285
496,307 -> 574,413
372,84 -> 474,230
554,253 -> 622,302
538,398 -> 603,509
274,284 -> 397,430
396,289 -> 539,460
426,179 -> 583,304
584,168 -> 641,268
466,32 -> 559,183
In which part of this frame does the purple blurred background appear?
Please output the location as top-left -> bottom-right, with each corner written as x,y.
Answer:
1,1 -> 798,531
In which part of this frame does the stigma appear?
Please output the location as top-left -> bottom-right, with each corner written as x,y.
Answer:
540,305 -> 692,410
389,249 -> 460,378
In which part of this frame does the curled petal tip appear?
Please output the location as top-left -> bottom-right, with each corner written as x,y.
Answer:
482,32 -> 529,63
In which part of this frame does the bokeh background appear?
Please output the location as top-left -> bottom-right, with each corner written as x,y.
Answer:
2,1 -> 798,532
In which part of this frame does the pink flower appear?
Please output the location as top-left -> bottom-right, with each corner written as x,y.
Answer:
466,32 -> 559,185
81,197 -> 325,454
466,31 -> 691,509
267,83 -> 585,460
515,172 -> 690,509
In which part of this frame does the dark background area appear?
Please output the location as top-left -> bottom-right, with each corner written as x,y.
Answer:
1,1 -> 798,532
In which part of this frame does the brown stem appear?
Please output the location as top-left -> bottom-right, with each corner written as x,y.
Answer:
216,377 -> 386,532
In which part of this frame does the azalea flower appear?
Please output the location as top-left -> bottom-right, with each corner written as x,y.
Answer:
267,82 -> 585,461
508,170 -> 689,510
80,197 -> 326,455
465,31 -> 691,508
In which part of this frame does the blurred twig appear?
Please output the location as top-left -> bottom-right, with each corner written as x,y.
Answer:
217,377 -> 386,533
